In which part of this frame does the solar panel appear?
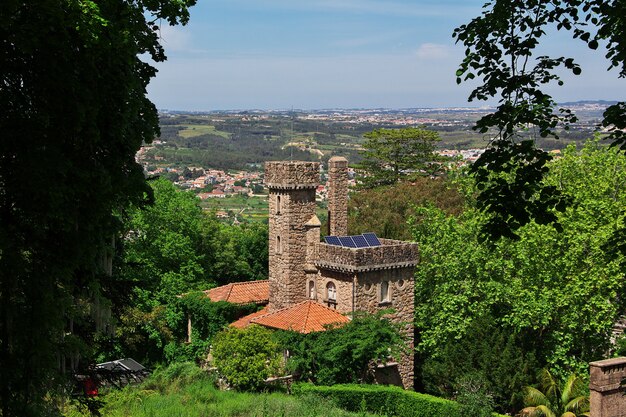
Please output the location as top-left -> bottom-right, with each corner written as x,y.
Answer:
324,236 -> 342,246
352,235 -> 369,248
339,236 -> 357,248
363,232 -> 381,246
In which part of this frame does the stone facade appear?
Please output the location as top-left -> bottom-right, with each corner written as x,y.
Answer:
266,161 -> 320,312
590,357 -> 626,417
265,158 -> 418,389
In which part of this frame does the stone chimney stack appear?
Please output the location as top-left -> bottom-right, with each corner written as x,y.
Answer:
327,156 -> 348,236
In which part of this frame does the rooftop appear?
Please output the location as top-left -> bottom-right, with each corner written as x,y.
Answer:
314,238 -> 419,273
249,300 -> 350,333
206,280 -> 269,305
230,306 -> 270,329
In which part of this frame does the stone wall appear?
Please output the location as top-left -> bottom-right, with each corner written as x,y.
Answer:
266,160 -> 319,312
590,357 -> 626,417
264,161 -> 320,189
328,156 -> 348,236
354,267 -> 415,389
316,270 -> 354,314
314,239 -> 419,273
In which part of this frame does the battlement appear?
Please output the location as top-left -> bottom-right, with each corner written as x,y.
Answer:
264,161 -> 320,190
314,239 -> 419,273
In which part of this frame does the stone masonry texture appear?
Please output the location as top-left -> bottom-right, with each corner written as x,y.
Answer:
265,159 -> 418,389
590,357 -> 626,417
328,156 -> 348,236
266,161 -> 319,312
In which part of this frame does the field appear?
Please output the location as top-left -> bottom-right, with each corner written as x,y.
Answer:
201,194 -> 269,222
176,124 -> 232,139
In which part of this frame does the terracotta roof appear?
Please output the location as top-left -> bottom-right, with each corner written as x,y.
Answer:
206,280 -> 269,305
230,306 -> 270,329
250,300 -> 350,333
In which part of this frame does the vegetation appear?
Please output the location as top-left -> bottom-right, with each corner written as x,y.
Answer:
0,0 -> 195,414
277,311 -> 406,386
211,325 -> 282,392
358,128 -> 442,188
520,369 -> 589,417
108,179 -> 268,365
411,140 -> 626,411
63,362 -> 378,417
348,178 -> 464,240
454,0 -> 626,239
293,383 -> 507,417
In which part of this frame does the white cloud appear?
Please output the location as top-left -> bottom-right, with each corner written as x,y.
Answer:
415,43 -> 451,60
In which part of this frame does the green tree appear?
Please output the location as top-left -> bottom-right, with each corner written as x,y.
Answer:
410,140 -> 626,385
453,0 -> 626,240
211,325 -> 282,392
348,178 -> 464,240
358,128 -> 441,189
521,369 -> 589,417
278,311 -> 406,385
0,0 -> 195,414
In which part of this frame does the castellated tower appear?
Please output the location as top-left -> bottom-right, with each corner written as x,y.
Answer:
327,156 -> 348,236
265,161 -> 320,312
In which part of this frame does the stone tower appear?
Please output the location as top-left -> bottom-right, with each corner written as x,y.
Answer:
265,161 -> 320,311
327,156 -> 348,236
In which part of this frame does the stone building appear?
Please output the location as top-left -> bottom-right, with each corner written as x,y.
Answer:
209,157 -> 418,388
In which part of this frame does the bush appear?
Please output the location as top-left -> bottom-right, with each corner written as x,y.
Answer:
293,383 -> 508,417
212,325 -> 282,391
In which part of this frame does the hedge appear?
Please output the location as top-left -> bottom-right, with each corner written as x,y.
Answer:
293,383 -> 508,417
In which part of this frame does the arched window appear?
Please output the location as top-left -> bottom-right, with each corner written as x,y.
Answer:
326,281 -> 337,302
380,281 -> 390,303
276,195 -> 281,214
276,235 -> 282,254
308,280 -> 316,299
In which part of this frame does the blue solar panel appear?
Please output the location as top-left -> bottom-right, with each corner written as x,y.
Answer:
363,232 -> 381,246
339,236 -> 357,248
352,235 -> 369,248
324,236 -> 342,246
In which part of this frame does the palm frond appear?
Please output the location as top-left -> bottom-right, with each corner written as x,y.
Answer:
525,386 -> 551,407
561,412 -> 577,417
538,369 -> 558,402
562,374 -> 585,405
564,395 -> 590,414
535,404 -> 557,417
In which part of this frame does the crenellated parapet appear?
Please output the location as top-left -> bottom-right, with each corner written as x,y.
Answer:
264,161 -> 320,190
314,239 -> 419,273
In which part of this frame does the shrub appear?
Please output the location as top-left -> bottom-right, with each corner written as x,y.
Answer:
293,383 -> 508,417
212,325 -> 282,391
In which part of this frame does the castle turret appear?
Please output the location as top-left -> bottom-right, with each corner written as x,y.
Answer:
327,156 -> 348,236
265,161 -> 320,311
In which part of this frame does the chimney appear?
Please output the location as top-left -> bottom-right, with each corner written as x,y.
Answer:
327,156 -> 348,236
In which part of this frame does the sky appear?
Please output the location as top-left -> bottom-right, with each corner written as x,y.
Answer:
147,0 -> 624,111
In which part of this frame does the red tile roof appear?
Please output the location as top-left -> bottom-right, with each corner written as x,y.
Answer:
230,306 -> 270,329
205,280 -> 269,305
250,300 -> 350,333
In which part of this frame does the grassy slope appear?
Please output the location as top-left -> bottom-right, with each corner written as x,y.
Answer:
62,363 -> 379,417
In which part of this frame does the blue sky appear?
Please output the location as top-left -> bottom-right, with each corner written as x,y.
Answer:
147,0 -> 623,110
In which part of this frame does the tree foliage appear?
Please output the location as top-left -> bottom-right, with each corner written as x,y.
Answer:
277,311 -> 406,386
411,140 -> 626,385
111,179 -> 268,365
454,0 -> 626,239
357,128 -> 442,189
212,325 -> 282,392
0,0 -> 195,414
520,369 -> 589,417
348,178 -> 464,240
